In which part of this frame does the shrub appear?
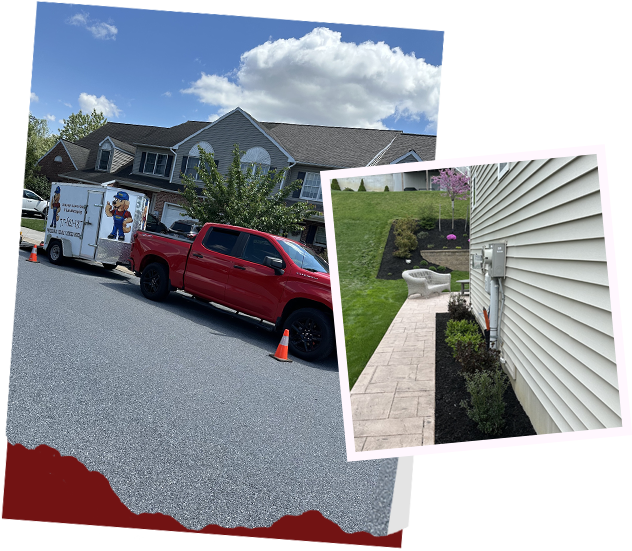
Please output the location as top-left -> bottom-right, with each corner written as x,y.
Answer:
413,265 -> 420,269
358,179 -> 367,191
460,366 -> 509,435
343,187 -> 354,191
331,179 -> 341,190
446,234 -> 457,240
446,319 -> 484,357
420,260 -> 429,266
437,265 -> 446,272
416,231 -> 429,240
393,231 -> 418,258
384,186 -> 390,192
427,244 -> 434,248
463,234 -> 469,238
447,294 -> 474,322
456,246 -> 462,249
455,341 -> 501,375
443,246 -> 448,249
429,266 -> 437,271
418,203 -> 436,230
394,217 -> 418,235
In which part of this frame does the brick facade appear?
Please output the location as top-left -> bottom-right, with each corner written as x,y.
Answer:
37,142 -> 77,183
151,191 -> 184,217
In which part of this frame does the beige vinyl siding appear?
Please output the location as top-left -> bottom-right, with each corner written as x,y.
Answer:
111,148 -> 133,173
173,110 -> 289,184
470,155 -> 620,433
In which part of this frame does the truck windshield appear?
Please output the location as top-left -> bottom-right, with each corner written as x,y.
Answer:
276,239 -> 329,274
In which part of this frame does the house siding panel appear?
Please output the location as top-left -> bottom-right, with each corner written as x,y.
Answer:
173,110 -> 289,185
470,154 -> 620,433
111,148 -> 133,173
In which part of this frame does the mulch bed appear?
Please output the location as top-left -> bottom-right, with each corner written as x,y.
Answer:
434,312 -> 536,444
377,219 -> 469,280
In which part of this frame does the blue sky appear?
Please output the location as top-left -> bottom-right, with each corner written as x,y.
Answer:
29,2 -> 443,135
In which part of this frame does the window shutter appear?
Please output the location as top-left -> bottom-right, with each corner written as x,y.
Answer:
306,225 -> 317,244
292,171 -> 306,198
139,152 -> 147,173
164,155 -> 173,178
180,156 -> 188,177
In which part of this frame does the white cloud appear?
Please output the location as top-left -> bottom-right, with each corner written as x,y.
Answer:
30,92 -> 39,102
45,114 -> 56,122
61,101 -> 72,108
162,91 -> 172,97
67,12 -> 117,41
181,27 -> 441,130
78,93 -> 121,118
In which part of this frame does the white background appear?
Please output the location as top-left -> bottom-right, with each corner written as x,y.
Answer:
1,1 -> 630,549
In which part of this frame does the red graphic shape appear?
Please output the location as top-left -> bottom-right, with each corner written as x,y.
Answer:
3,443 -> 401,547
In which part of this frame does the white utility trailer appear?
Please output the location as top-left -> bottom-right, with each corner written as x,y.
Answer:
43,182 -> 149,269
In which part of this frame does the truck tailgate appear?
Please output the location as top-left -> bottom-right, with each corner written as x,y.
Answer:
132,231 -> 193,288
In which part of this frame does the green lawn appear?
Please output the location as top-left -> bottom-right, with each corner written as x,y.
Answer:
331,190 -> 470,388
21,217 -> 46,232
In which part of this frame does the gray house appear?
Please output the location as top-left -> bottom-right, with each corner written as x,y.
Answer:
38,107 -> 436,251
469,155 -> 621,434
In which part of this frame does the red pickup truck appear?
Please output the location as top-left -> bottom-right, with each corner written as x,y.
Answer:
129,223 -> 334,361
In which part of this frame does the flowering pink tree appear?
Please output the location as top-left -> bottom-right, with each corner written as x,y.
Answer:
431,168 -> 470,230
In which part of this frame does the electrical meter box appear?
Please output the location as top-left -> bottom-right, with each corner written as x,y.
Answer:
490,242 -> 507,277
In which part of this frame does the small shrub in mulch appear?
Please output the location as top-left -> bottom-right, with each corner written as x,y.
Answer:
434,312 -> 536,444
461,366 -> 510,435
447,294 -> 475,322
445,319 -> 484,357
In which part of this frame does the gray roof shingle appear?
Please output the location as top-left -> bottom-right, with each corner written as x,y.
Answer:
260,122 -> 406,168
61,140 -> 90,170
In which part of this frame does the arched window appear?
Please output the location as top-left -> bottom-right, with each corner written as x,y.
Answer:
54,155 -> 63,163
183,141 -> 215,179
240,147 -> 271,176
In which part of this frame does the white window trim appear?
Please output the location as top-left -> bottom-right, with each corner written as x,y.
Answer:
299,172 -> 322,201
143,152 -> 169,176
97,147 -> 111,171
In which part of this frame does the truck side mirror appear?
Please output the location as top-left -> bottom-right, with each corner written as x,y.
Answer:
263,256 -> 285,275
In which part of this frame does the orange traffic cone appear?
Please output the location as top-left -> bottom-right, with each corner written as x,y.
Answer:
26,244 -> 39,263
270,329 -> 293,362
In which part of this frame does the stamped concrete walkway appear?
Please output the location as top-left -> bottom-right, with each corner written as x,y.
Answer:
351,293 -> 450,452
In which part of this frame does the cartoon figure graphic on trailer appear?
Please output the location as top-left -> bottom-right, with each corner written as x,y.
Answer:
50,186 -> 60,228
105,191 -> 133,241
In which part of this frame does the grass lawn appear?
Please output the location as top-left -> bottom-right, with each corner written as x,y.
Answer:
21,217 -> 46,232
330,190 -> 470,388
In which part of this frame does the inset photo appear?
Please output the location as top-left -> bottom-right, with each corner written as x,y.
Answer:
321,148 -> 629,459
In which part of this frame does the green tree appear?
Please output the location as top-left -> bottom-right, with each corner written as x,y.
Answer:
180,144 -> 316,235
30,115 -> 59,159
0,59 -> 38,184
58,109 -> 108,142
358,179 -> 367,191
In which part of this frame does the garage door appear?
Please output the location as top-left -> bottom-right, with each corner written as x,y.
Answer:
161,202 -> 195,229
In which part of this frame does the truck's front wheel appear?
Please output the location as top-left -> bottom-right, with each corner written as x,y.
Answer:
283,308 -> 335,362
140,262 -> 170,301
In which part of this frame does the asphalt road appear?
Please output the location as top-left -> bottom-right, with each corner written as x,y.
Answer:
6,249 -> 397,535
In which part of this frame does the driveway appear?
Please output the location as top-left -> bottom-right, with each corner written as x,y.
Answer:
6,248 -> 398,535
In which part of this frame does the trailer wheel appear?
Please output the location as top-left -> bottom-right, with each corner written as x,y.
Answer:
47,240 -> 64,265
140,262 -> 170,301
283,308 -> 335,362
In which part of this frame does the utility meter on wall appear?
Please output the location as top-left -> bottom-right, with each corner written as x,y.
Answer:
481,242 -> 507,278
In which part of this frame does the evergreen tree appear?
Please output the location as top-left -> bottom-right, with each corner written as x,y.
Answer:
181,144 -> 315,235
0,59 -> 38,185
58,109 -> 108,142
